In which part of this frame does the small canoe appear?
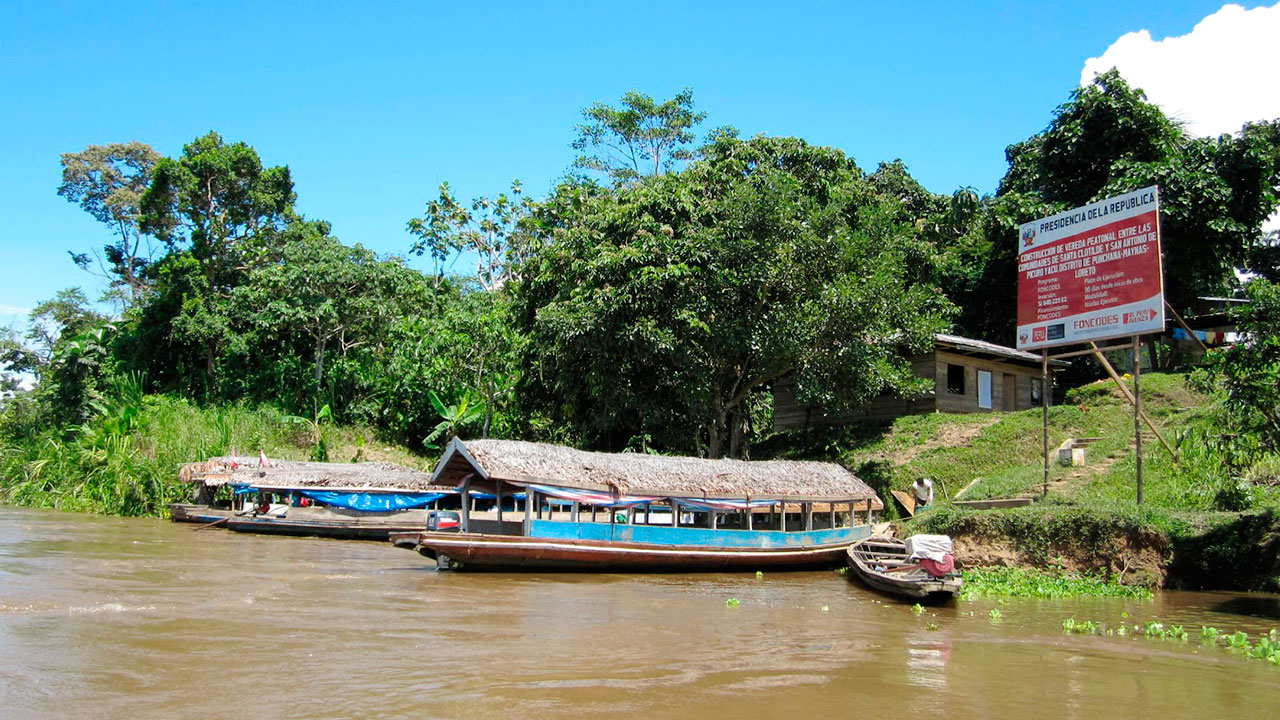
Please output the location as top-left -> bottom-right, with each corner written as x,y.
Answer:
846,536 -> 962,602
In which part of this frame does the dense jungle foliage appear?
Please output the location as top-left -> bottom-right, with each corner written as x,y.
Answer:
3,72 -> 1280,516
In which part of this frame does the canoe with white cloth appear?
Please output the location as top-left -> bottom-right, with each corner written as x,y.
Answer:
846,535 -> 962,602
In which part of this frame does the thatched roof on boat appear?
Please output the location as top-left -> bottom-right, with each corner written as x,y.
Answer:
179,456 -> 451,493
434,438 -> 880,504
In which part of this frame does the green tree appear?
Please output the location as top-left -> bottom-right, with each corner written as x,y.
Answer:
1192,278 -> 1280,452
139,132 -> 295,389
571,89 -> 707,183
407,180 -> 534,290
58,142 -> 163,307
962,71 -> 1280,344
517,135 -> 952,458
377,285 -> 518,446
1003,70 -> 1280,313
5,289 -> 114,427
230,219 -> 432,414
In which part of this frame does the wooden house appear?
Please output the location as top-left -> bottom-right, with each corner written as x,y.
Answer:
773,333 -> 1067,429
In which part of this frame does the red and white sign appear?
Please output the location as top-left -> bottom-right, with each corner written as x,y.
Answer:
1016,186 -> 1164,350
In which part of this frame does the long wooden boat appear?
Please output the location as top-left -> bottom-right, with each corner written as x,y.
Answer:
172,502 -> 430,541
846,536 -> 962,601
391,530 -> 860,572
169,503 -> 238,524
225,509 -> 429,541
388,437 -> 885,572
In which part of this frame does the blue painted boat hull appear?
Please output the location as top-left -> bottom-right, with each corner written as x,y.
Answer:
391,525 -> 872,572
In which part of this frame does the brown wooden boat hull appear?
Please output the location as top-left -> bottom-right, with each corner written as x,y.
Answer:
391,531 -> 854,572
226,516 -> 425,541
846,537 -> 962,602
169,503 -> 236,524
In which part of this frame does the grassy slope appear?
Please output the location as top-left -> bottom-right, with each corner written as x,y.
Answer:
812,372 -> 1262,513
759,372 -> 1280,590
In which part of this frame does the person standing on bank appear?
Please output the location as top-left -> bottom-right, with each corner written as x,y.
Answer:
911,477 -> 935,511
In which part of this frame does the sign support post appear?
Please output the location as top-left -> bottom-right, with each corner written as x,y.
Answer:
1133,335 -> 1144,505
1042,349 -> 1050,498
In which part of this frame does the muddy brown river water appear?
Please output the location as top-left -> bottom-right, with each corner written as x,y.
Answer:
0,506 -> 1276,719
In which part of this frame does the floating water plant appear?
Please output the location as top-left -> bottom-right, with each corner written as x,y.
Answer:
989,609 -> 1003,623
756,570 -> 764,579
960,567 -> 1153,600
925,622 -> 940,631
1062,617 -> 1100,634
1058,619 -> 1280,669
1224,631 -> 1251,649
725,598 -> 741,608
911,603 -> 925,615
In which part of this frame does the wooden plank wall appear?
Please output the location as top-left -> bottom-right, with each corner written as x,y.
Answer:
773,355 -> 936,430
772,349 -> 1046,430
933,350 -> 1043,414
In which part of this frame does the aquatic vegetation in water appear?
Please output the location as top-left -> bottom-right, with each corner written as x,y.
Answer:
925,622 -> 940,631
989,609 -> 1003,623
756,570 -> 764,579
1062,617 -> 1100,634
960,567 -> 1153,600
911,603 -> 925,615
725,598 -> 741,608
1059,618 -> 1280,668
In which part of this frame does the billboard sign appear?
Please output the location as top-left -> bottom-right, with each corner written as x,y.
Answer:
1016,186 -> 1164,350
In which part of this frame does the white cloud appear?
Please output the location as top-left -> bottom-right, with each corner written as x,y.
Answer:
1083,3 -> 1280,231
0,304 -> 31,318
1082,3 -> 1280,138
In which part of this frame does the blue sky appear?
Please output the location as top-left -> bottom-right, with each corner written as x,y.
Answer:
2,1 -> 1275,325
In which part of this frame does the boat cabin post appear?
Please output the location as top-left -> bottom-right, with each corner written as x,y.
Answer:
460,475 -> 472,532
495,481 -> 504,533
524,488 -> 534,532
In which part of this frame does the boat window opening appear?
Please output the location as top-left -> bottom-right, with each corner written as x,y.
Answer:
946,363 -> 965,394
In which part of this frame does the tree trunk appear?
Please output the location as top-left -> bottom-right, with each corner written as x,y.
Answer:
205,342 -> 217,397
728,408 -> 743,459
314,336 -> 326,387
482,379 -> 494,438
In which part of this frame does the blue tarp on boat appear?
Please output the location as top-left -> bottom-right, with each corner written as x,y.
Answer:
298,490 -> 447,512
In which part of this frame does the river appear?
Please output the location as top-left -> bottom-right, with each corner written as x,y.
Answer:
0,506 -> 1275,719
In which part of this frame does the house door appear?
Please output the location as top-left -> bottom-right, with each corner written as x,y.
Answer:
1003,373 -> 1017,411
977,370 -> 993,410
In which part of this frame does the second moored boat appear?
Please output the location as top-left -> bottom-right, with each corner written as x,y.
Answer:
390,437 -> 883,572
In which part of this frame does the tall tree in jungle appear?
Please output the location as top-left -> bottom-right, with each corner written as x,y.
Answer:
517,135 -> 952,458
962,70 -> 1280,343
229,219 -> 433,415
58,142 -> 163,308
407,180 -> 535,290
138,132 -> 294,392
571,89 -> 708,183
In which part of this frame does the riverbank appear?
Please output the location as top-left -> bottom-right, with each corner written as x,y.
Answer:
756,371 -> 1280,593
912,502 -> 1280,592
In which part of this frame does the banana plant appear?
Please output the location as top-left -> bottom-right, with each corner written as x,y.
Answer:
423,390 -> 486,449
